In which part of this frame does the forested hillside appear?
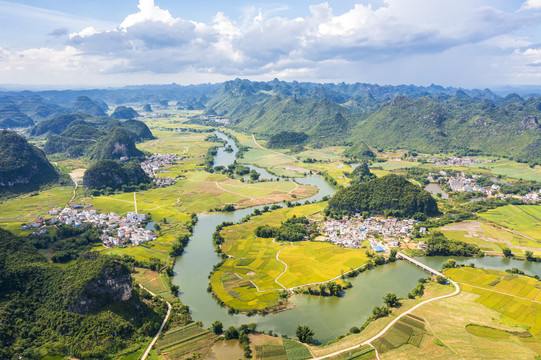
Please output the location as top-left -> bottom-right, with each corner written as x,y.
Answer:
327,174 -> 439,218
0,130 -> 58,194
0,228 -> 164,359
205,79 -> 541,164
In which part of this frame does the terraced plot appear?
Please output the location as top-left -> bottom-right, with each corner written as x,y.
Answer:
447,267 -> 541,344
155,322 -> 217,359
480,205 -> 541,240
440,220 -> 541,255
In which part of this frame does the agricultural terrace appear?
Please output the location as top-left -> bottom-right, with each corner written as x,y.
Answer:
133,268 -> 177,303
211,203 -> 370,310
138,130 -> 221,172
479,205 -> 541,240
466,158 -> 541,182
86,171 -> 316,216
0,186 -> 73,235
440,221 -> 541,256
86,171 -> 314,264
410,266 -> 541,358
154,322 -> 217,359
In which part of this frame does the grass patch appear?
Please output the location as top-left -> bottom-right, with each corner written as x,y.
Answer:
480,205 -> 541,240
255,343 -> 288,360
156,322 -> 217,359
372,316 -> 427,353
282,339 -> 312,360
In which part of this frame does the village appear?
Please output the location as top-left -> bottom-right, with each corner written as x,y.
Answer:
427,156 -> 488,166
428,171 -> 540,203
140,153 -> 183,187
22,205 -> 156,247
318,214 -> 425,252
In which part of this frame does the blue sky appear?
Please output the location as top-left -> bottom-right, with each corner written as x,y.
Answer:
1,0 -> 541,88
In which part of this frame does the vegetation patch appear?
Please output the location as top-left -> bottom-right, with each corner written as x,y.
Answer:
282,338 -> 312,360
255,343 -> 288,360
372,316 -> 427,353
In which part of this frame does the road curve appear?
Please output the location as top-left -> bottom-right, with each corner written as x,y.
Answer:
310,279 -> 461,360
140,284 -> 172,360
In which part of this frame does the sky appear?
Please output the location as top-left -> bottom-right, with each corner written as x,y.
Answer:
1,0 -> 541,89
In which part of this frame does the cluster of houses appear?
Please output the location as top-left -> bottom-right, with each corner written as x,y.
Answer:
197,114 -> 231,125
23,205 -> 156,247
446,172 -> 501,195
428,171 -> 540,203
140,153 -> 183,187
318,214 -> 421,251
426,156 -> 488,166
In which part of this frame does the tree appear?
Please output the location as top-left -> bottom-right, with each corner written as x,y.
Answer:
436,275 -> 447,284
388,248 -> 398,262
372,306 -> 390,319
525,250 -> 534,262
502,247 -> 513,258
211,321 -> 223,334
441,259 -> 457,270
383,293 -> 400,308
296,324 -> 314,343
224,326 -> 239,339
170,284 -> 179,295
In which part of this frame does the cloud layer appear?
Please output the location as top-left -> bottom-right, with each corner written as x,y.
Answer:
1,0 -> 541,87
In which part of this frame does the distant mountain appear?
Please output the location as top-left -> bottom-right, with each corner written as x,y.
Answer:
111,105 -> 139,119
64,96 -> 107,117
30,113 -> 94,136
0,130 -> 58,193
83,159 -> 150,190
351,95 -> 541,161
0,104 -> 35,128
206,79 -> 541,164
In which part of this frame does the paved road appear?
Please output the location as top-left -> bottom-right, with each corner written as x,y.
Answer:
139,284 -> 172,360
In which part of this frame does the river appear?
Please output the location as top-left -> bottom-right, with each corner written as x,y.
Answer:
172,132 -> 541,343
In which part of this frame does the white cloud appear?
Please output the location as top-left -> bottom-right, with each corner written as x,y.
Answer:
2,0 -> 541,86
519,0 -> 541,11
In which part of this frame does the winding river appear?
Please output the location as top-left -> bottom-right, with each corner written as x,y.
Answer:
172,132 -> 541,343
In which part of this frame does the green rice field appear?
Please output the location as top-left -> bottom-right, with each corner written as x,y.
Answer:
480,205 -> 541,240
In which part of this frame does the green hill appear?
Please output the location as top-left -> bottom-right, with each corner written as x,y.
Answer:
83,159 -> 151,190
0,228 -> 163,359
350,96 -> 541,160
111,105 -> 139,119
64,96 -> 107,116
205,80 -> 541,164
327,174 -> 439,218
0,130 -> 58,194
0,104 -> 35,128
89,127 -> 144,160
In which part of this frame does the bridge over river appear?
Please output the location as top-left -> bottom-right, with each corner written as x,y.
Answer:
397,252 -> 446,278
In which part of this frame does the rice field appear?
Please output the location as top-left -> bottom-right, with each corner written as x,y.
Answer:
211,203 -> 370,310
465,159 -> 541,182
480,205 -> 541,240
446,267 -> 541,342
155,322 -> 217,359
372,316 -> 427,353
440,220 -> 541,255
255,343 -> 288,360
282,339 -> 312,360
